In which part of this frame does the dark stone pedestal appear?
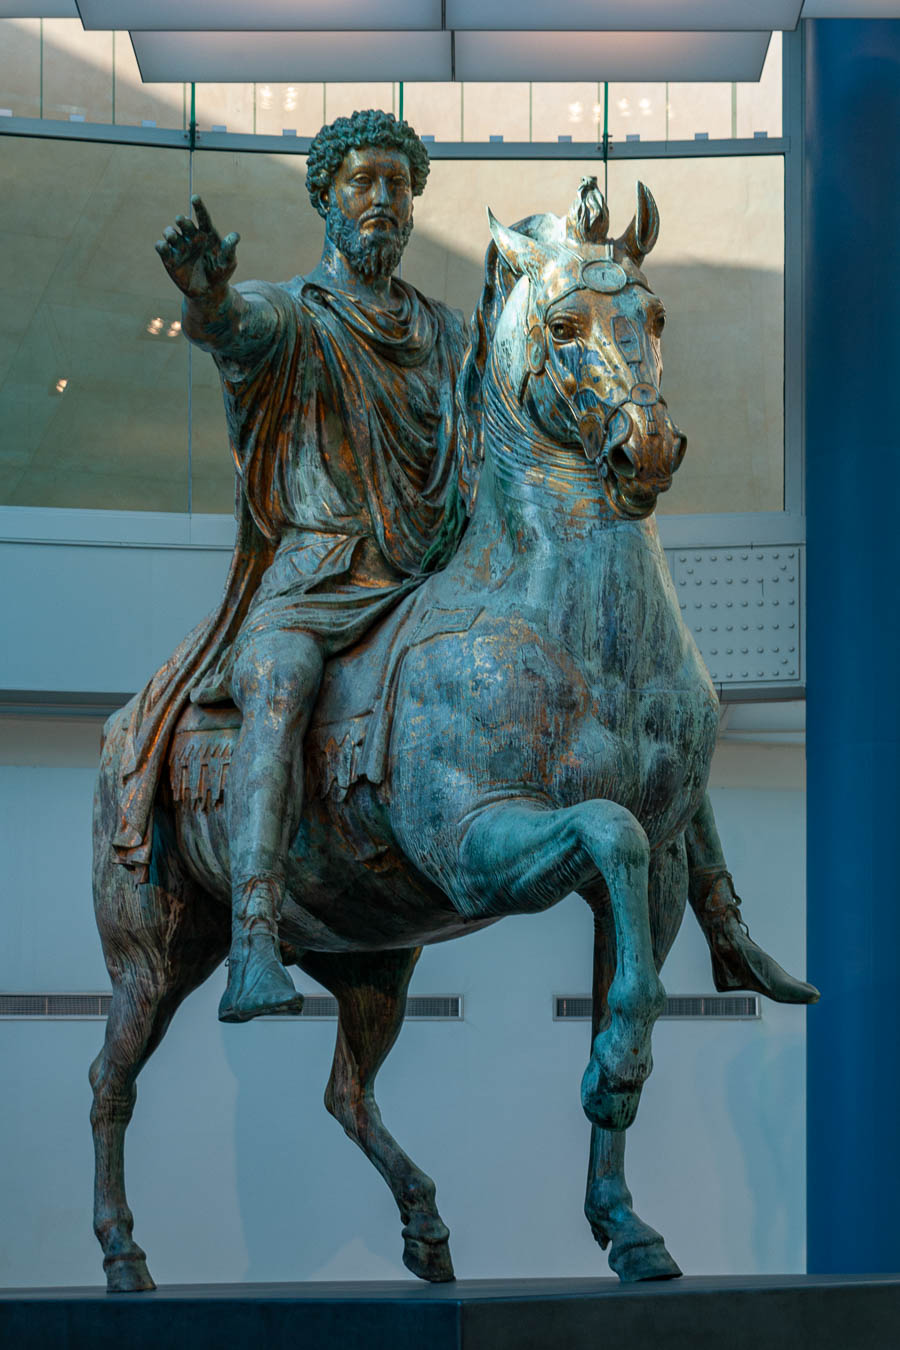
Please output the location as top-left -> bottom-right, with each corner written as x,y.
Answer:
2,1275 -> 899,1350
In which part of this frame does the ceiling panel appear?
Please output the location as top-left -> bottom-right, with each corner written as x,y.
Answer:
78,0 -> 441,30
130,30 -> 452,82
800,0 -> 900,12
448,0 -> 801,29
0,1 -> 78,13
455,30 -> 771,81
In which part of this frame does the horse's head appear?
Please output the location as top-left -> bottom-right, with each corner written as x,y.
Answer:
483,178 -> 686,520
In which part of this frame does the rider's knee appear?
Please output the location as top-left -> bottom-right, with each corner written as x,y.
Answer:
232,632 -> 323,718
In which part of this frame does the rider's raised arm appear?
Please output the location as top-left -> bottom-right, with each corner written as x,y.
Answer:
155,194 -> 277,365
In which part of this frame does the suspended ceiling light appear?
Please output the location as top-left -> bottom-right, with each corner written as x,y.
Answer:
3,0 -> 899,21
129,28 -> 772,82
76,0 -> 443,29
74,0 -> 801,30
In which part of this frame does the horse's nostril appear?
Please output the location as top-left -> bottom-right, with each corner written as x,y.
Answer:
670,433 -> 687,471
608,443 -> 639,480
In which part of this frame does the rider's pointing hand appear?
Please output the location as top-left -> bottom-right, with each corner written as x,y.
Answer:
155,194 -> 239,301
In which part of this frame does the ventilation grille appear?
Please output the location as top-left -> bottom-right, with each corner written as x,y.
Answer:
0,993 -> 463,1021
0,993 -> 112,1019
268,994 -> 463,1021
554,994 -> 760,1021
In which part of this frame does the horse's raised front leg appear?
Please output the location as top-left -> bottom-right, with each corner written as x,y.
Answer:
90,851 -> 228,1291
459,798 -> 666,1131
583,837 -> 687,1282
300,947 -> 454,1283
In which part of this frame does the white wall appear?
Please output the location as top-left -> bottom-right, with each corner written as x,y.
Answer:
0,712 -> 807,1288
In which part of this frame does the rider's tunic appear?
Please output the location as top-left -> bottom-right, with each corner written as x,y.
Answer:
112,276 -> 466,877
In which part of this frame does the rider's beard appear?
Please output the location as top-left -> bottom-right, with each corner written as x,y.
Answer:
325,204 -> 413,284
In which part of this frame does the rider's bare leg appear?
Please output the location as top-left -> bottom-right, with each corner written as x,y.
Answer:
219,628 -> 324,1023
685,792 -> 819,1005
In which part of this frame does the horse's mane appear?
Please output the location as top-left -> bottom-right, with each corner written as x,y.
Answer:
455,212 -> 562,516
424,211 -> 562,568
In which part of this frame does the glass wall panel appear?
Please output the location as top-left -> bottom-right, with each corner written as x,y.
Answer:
607,83 -> 667,142
186,150 -> 783,517
736,32 -> 782,139
0,19 -> 41,120
325,83 -> 397,123
0,136 -> 190,509
462,83 -> 531,142
530,83 -> 598,143
254,83 -> 326,138
113,31 -> 185,130
41,18 -> 113,125
402,83 -> 462,142
194,83 -> 255,135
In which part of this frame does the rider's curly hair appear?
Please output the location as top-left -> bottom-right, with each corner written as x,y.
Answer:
305,109 -> 430,218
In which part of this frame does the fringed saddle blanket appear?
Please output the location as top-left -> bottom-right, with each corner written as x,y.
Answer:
167,593 -> 483,816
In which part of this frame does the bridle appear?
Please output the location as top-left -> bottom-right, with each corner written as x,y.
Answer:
515,242 -> 668,483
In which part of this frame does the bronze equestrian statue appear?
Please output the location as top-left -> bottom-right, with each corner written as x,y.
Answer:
90,110 -> 816,1293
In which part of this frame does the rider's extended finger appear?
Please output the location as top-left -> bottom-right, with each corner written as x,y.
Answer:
163,225 -> 183,249
221,231 -> 240,256
191,194 -> 217,238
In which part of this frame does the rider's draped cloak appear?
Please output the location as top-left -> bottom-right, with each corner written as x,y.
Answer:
112,277 -> 466,879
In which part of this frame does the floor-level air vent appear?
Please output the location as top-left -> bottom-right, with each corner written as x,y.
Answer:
0,993 -> 464,1021
0,993 -> 112,1019
268,994 -> 463,1021
553,994 -> 760,1021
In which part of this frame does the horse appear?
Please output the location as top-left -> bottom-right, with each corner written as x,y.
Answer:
91,176 -> 721,1294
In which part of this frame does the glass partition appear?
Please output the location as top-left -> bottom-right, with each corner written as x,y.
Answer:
0,20 -> 780,143
0,135 -> 189,510
0,17 -> 786,517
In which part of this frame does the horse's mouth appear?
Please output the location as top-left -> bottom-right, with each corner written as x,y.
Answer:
601,471 -> 660,520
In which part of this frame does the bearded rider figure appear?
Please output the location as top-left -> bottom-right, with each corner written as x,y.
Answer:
111,110 -> 816,1025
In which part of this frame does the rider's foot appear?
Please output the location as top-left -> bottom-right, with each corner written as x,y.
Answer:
692,870 -> 820,1005
218,933 -> 304,1023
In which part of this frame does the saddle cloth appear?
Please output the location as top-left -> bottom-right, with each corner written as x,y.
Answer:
168,589 -> 483,814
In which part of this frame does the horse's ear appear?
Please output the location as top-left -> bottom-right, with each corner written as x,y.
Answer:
487,208 -> 553,281
616,181 -> 660,265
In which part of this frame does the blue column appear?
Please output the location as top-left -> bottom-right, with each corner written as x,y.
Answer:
805,19 -> 900,1273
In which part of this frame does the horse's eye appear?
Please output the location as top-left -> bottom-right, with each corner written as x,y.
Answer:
653,311 -> 666,336
549,320 -> 576,343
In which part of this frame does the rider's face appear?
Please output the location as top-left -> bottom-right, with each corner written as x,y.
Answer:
327,147 -> 414,242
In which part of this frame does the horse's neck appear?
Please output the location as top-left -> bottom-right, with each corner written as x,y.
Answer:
444,388 -> 679,669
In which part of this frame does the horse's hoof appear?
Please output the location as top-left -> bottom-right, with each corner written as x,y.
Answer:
402,1236 -> 455,1283
104,1252 -> 156,1293
611,1241 -> 682,1284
